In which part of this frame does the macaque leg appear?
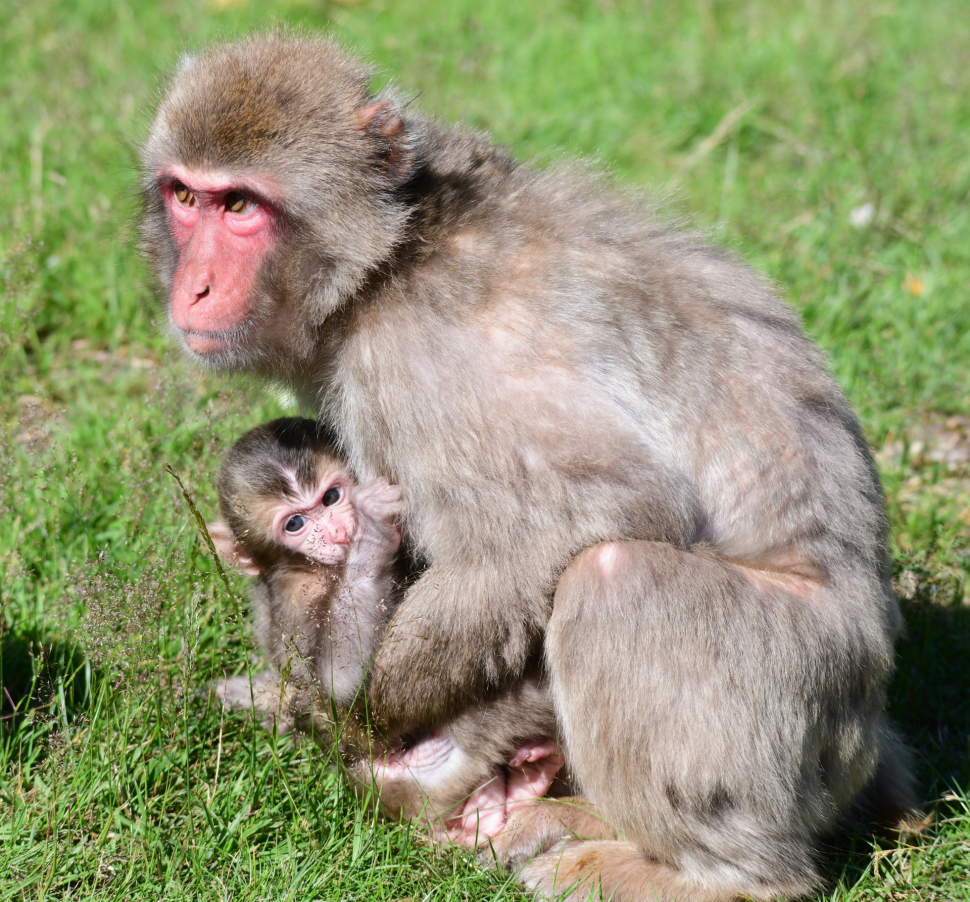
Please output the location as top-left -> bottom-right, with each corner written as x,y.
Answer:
485,796 -> 617,871
210,669 -> 297,734
518,540 -> 889,902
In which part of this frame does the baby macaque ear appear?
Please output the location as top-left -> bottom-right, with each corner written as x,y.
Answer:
206,520 -> 261,577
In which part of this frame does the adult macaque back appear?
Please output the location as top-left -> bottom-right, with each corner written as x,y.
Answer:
141,34 -> 919,900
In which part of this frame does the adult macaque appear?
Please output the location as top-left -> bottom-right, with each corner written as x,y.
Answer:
209,417 -> 568,844
142,35 -> 919,900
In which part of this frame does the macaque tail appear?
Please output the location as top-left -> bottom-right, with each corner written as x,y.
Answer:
844,724 -> 928,836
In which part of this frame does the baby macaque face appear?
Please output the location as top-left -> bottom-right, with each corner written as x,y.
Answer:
269,466 -> 358,566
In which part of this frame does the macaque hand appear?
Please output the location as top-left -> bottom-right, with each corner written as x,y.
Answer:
345,478 -> 403,577
369,562 -> 547,731
442,739 -> 565,848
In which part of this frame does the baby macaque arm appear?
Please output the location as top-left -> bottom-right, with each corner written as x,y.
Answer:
324,478 -> 403,707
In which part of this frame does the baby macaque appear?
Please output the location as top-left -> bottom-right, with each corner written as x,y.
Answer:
209,418 -> 567,845
208,416 -> 401,719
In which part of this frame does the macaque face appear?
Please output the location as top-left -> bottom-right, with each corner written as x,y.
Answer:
156,165 -> 279,356
267,468 -> 358,566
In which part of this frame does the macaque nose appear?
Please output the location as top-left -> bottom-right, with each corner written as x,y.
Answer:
179,233 -> 215,306
179,264 -> 212,306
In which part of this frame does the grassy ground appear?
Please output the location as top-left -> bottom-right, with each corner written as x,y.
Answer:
2,0 -> 969,898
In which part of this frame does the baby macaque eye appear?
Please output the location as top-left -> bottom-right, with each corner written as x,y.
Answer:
321,487 -> 342,506
284,514 -> 306,533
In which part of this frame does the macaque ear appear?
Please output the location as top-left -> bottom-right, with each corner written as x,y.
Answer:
357,99 -> 415,188
206,520 -> 261,577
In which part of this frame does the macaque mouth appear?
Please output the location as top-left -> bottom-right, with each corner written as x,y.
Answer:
382,731 -> 453,774
181,325 -> 251,354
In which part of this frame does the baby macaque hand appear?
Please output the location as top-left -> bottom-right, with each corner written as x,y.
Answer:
346,478 -> 403,576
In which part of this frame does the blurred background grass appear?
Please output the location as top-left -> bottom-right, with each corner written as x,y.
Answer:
1,0 -> 969,898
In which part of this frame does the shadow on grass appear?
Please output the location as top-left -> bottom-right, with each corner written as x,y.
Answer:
0,629 -> 93,737
818,586 -> 970,890
894,591 -> 970,794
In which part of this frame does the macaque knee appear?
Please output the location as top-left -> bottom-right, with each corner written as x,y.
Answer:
554,540 -> 677,623
584,542 -> 629,580
557,542 -> 632,598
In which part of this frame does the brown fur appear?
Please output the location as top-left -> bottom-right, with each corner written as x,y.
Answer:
212,418 -> 397,715
144,36 -> 921,900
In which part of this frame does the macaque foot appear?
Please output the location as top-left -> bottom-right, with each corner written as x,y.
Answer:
484,797 -> 616,872
209,670 -> 295,734
444,739 -> 564,848
366,734 -> 564,847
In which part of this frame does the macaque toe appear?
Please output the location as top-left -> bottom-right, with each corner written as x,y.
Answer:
444,773 -> 511,846
507,739 -> 565,809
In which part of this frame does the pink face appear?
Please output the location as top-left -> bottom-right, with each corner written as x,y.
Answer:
157,166 -> 279,356
271,471 -> 358,565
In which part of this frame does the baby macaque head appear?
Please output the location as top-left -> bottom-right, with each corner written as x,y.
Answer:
210,417 -> 356,576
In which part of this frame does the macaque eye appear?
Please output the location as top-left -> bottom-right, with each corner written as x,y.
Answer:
173,182 -> 195,206
225,192 -> 252,214
284,514 -> 306,533
321,487 -> 342,506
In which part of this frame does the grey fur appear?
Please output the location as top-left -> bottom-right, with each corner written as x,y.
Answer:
144,35 -> 919,900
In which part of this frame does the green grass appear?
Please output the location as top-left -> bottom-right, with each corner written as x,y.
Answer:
2,0 -> 969,897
